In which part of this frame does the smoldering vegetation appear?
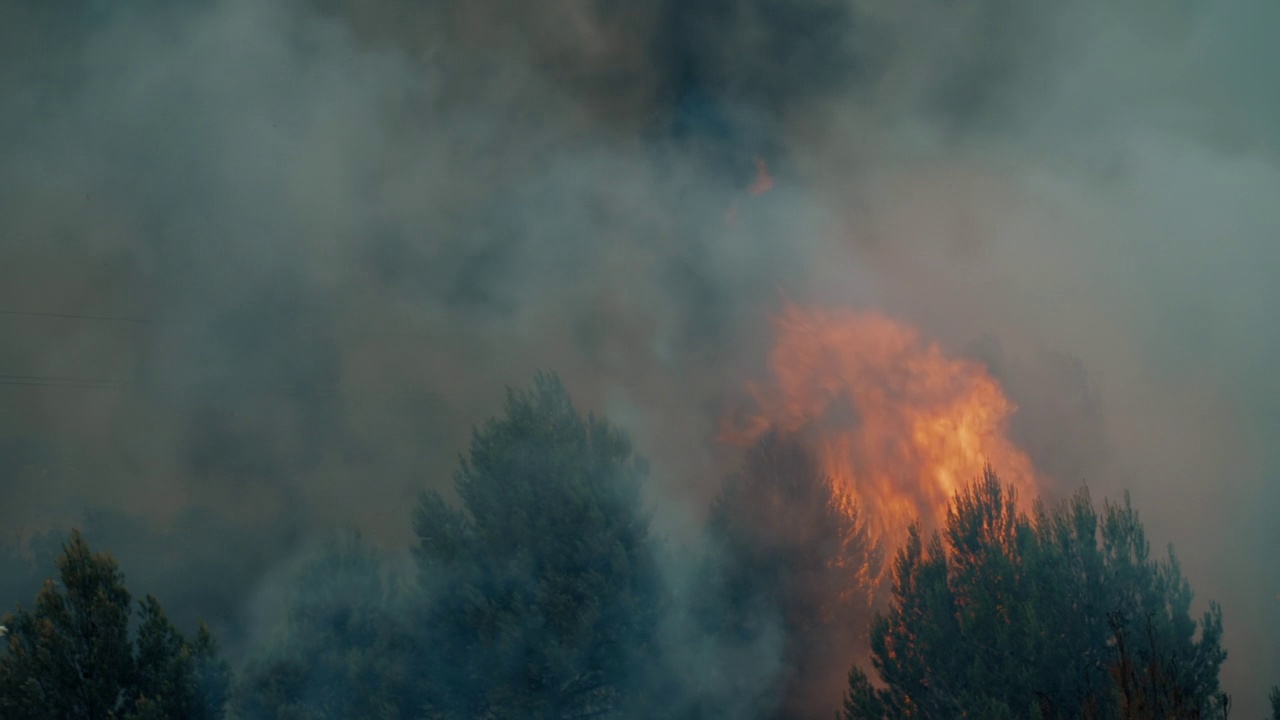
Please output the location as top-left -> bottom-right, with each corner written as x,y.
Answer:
1,0 -> 1279,716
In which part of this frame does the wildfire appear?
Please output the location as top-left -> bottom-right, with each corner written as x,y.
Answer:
723,301 -> 1041,542
726,157 -> 774,228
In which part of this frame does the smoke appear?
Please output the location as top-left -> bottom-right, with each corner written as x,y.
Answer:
1,0 -> 1278,714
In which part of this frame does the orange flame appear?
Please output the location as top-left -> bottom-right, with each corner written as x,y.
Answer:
749,157 -> 774,196
725,157 -> 774,228
723,301 -> 1041,542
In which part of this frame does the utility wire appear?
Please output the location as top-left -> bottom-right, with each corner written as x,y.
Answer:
0,373 -> 425,402
0,309 -> 147,323
0,308 -> 431,339
0,374 -> 143,390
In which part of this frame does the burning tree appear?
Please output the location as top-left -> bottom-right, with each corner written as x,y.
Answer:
842,470 -> 1227,720
724,301 -> 1042,545
693,432 -> 882,719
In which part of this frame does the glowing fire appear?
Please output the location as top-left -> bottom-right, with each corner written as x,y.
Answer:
726,157 -> 774,227
749,158 -> 773,196
723,301 -> 1040,541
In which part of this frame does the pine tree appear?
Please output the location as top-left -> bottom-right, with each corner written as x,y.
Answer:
412,372 -> 666,719
0,529 -> 230,719
192,622 -> 231,720
843,470 -> 1227,719
232,532 -> 414,719
0,530 -> 134,719
129,596 -> 196,719
698,432 -> 882,719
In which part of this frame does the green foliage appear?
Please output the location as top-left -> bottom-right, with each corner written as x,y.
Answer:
843,666 -> 886,720
698,432 -> 882,718
0,530 -> 134,719
0,529 -> 229,719
129,596 -> 196,719
193,622 -> 231,720
412,372 -> 665,719
844,469 -> 1227,720
232,532 -> 416,720
1270,685 -> 1280,720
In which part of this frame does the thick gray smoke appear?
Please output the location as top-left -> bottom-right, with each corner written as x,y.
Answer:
2,0 -> 1278,714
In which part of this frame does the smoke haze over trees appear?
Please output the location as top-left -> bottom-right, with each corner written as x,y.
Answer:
0,377 -> 1246,717
2,0 -> 1279,716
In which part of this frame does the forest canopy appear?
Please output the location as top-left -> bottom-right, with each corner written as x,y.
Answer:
0,374 -> 1256,719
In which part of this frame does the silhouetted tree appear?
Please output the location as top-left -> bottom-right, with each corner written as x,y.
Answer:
412,372 -> 666,719
697,432 -> 882,719
0,529 -> 228,719
130,597 -> 229,720
192,623 -> 231,720
843,469 -> 1227,720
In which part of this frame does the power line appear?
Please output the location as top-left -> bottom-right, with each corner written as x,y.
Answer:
0,308 -> 432,339
0,373 -> 425,402
0,309 -> 147,323
0,374 -> 139,390
0,381 -> 129,390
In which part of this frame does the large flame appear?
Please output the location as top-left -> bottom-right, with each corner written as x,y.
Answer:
724,301 -> 1041,541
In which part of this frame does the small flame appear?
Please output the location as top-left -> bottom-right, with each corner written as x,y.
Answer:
725,157 -> 774,228
749,158 -> 774,196
723,301 -> 1041,542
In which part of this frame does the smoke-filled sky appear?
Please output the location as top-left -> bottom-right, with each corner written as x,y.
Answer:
1,0 -> 1278,713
